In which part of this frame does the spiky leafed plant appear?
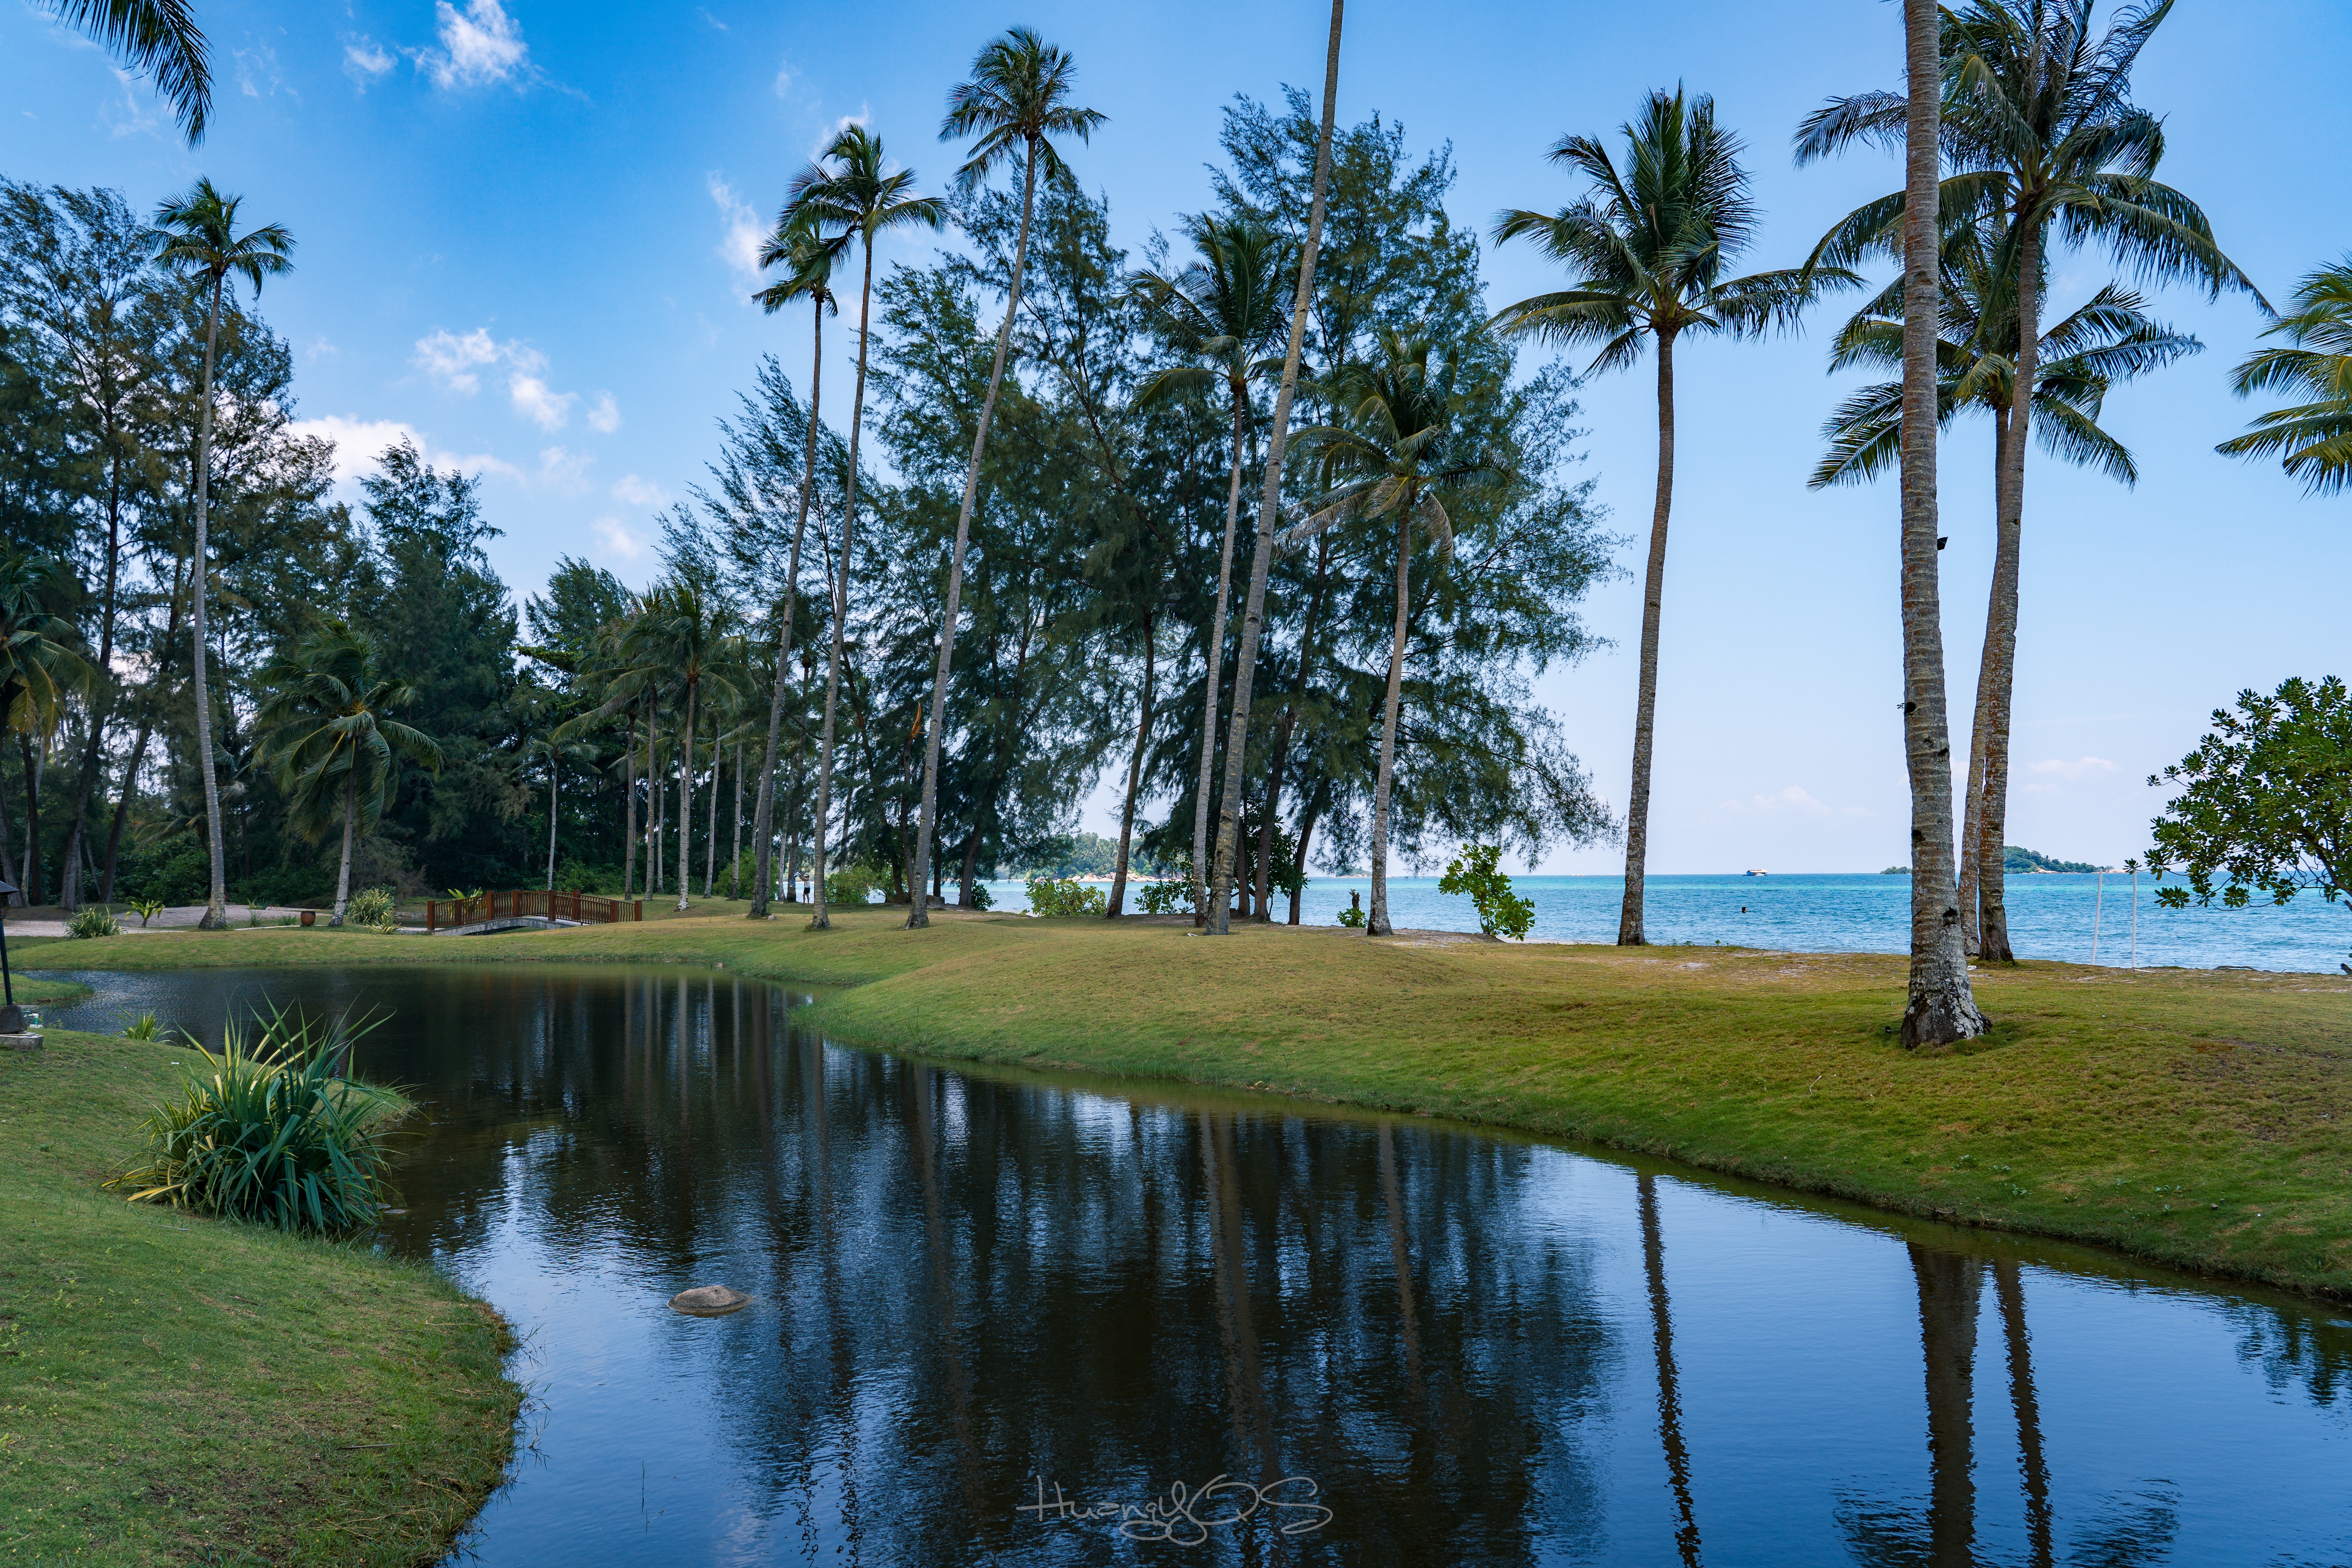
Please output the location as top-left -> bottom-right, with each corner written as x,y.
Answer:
1131,216 -> 1293,921
49,0 -> 209,142
152,179 -> 292,931
1492,86 -> 1843,947
906,28 -> 1105,930
1284,331 -> 1504,937
1798,0 -> 2258,965
745,219 -> 848,918
1812,216 -> 2197,950
2218,258 -> 2352,497
255,619 -> 442,928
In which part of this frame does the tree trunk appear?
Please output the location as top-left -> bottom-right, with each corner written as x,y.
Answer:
730,739 -> 744,898
623,700 -> 639,899
101,553 -> 189,903
1957,412 -> 2011,957
1193,389 -> 1251,924
0,721 -> 18,904
1897,0 -> 1986,1046
1255,530 -> 1333,920
546,751 -> 559,892
1367,511 -> 1411,937
958,829 -> 980,911
331,773 -> 357,926
911,147 -> 1039,931
811,236 -> 882,931
1913,1245 -> 1983,1566
1108,614 -> 1156,919
1209,0 -> 1343,936
191,271 -> 230,929
1618,329 -> 1678,946
674,683 -> 697,910
703,725 -> 720,897
750,298 -> 825,920
1977,220 -> 2038,966
1288,781 -> 1325,925
16,734 -> 41,906
58,442 -> 127,912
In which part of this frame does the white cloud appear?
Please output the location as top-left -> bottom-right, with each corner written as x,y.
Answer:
808,109 -> 870,160
234,43 -> 290,100
612,473 -> 668,508
707,173 -> 767,287
538,445 -> 595,494
344,37 -> 395,83
509,372 -> 576,431
417,0 -> 531,89
772,56 -> 793,98
306,336 -> 339,361
1749,786 -> 1832,815
2027,756 -> 2118,780
413,327 -> 505,393
284,414 -> 520,488
697,7 -> 729,30
586,392 -> 620,433
592,516 -> 647,561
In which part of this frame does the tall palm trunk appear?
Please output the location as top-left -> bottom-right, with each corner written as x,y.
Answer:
1913,1246 -> 1983,1564
703,727 -> 720,897
101,552 -> 187,902
1209,0 -> 1343,936
545,751 -> 559,892
910,149 -> 1039,931
1897,0 -> 1986,1046
810,239 -> 881,931
331,773 -> 357,926
1639,1176 -> 1703,1568
1107,615 -> 1155,918
1367,511 -> 1410,937
750,298 -> 826,920
1977,220 -> 2040,965
1253,533 -> 1333,921
1192,391 -> 1249,922
191,271 -> 230,929
1618,330 -> 1678,945
622,699 -> 639,899
729,740 -> 743,898
1958,414 -> 2012,956
59,444 -> 126,911
674,682 -> 697,911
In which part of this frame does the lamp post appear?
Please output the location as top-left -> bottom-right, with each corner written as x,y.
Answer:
0,876 -> 18,1034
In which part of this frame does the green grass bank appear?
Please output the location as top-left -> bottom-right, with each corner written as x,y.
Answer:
22,906 -> 2352,1300
0,1028 -> 522,1566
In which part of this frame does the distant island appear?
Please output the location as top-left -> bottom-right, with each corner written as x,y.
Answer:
1880,847 -> 2100,875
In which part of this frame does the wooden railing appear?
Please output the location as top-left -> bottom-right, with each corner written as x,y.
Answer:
426,890 -> 642,933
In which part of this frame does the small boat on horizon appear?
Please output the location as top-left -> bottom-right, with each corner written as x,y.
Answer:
1745,868 -> 1768,877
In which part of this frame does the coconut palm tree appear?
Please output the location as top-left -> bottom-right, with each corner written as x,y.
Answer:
254,620 -> 440,927
906,29 -> 1104,931
776,126 -> 943,930
1204,0 -> 1344,939
0,548 -> 92,906
623,582 -> 740,913
745,220 -> 848,919
1812,219 -> 2198,951
152,179 -> 291,931
51,0 -> 209,142
1799,0 -> 2257,966
1132,216 -> 1293,921
2218,257 -> 2352,497
1491,88 -> 1841,948
1284,331 -> 1501,937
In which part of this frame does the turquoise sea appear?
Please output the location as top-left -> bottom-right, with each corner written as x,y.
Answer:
980,872 -> 2352,974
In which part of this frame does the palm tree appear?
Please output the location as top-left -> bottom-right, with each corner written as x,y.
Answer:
906,29 -> 1103,931
745,221 -> 847,920
1205,0 -> 1344,938
51,0 -> 209,142
1132,216 -> 1293,921
1799,0 -> 2257,966
2218,257 -> 2352,497
1285,331 -> 1499,937
778,126 -> 944,930
0,548 -> 92,906
1813,220 -> 2198,951
624,583 -> 739,913
254,620 -> 440,927
1492,88 -> 1840,947
152,179 -> 291,931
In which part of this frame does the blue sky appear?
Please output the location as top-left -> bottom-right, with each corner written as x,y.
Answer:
3,0 -> 2344,875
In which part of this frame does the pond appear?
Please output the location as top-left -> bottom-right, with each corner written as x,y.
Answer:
42,966 -> 2352,1565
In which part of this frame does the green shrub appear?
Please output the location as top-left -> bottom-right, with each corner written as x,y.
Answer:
109,1007 -> 407,1234
67,904 -> 123,939
960,879 -> 994,911
1139,877 -> 1190,915
1025,875 -> 1107,919
344,886 -> 397,930
824,865 -> 884,906
127,897 -> 165,927
1438,843 -> 1536,941
119,1010 -> 166,1040
1338,897 -> 1368,929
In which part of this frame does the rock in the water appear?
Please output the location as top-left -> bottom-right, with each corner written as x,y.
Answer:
668,1284 -> 750,1317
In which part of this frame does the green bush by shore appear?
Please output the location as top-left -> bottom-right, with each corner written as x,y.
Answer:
21,907 -> 2352,1301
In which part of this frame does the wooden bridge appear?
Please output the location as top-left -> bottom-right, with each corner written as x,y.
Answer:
425,890 -> 643,933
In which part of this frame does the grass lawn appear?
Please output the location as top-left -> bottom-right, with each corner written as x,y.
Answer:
20,906 -> 2352,1299
0,1028 -> 522,1566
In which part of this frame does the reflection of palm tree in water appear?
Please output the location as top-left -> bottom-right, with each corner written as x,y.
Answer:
1638,1175 -> 1703,1567
1916,1245 -> 1983,1567
1378,1122 -> 1424,1401
1993,1260 -> 2053,1568
1203,1113 -> 1280,1482
910,1065 -> 982,1514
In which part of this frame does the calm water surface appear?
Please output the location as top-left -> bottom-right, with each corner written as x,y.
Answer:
44,966 -> 2352,1566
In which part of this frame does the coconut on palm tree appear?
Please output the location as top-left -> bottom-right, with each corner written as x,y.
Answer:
51,0 -> 209,141
2218,257 -> 2352,497
1132,216 -> 1293,921
1491,87 -> 1842,947
775,125 -> 944,930
254,620 -> 440,927
1285,330 -> 1502,937
152,179 -> 291,931
1204,0 -> 1345,938
1799,0 -> 2257,964
906,27 -> 1104,931
1812,216 -> 2198,951
744,220 -> 848,919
